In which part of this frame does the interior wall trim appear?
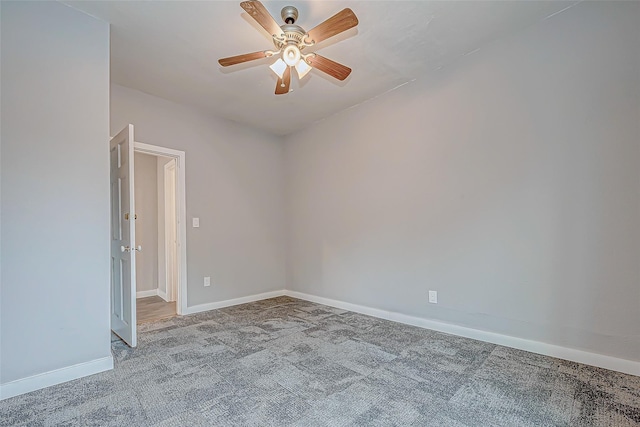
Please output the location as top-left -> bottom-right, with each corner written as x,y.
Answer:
133,141 -> 187,316
157,289 -> 169,302
0,356 -> 114,401
284,290 -> 640,377
4,288 -> 636,401
183,290 -> 286,315
136,289 -> 158,299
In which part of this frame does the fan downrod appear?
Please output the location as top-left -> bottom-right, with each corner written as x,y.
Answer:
281,6 -> 298,24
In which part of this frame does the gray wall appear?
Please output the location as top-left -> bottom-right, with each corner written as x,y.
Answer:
284,2 -> 640,362
111,85 -> 287,307
0,1 -> 110,383
134,152 -> 159,293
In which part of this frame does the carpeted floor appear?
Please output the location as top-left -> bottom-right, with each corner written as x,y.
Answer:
1,296 -> 639,426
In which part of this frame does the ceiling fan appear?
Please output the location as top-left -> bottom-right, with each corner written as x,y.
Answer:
218,1 -> 358,95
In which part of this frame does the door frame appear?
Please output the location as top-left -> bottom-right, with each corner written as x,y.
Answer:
163,158 -> 178,303
134,141 -> 188,315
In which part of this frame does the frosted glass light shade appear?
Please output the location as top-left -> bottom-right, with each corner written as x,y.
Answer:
283,45 -> 301,66
269,58 -> 287,79
295,60 -> 312,79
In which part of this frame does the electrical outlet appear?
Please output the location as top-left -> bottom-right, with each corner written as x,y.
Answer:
204,276 -> 211,287
428,290 -> 438,304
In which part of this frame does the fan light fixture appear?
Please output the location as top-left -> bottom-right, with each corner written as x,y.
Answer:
269,58 -> 313,80
283,45 -> 301,66
269,59 -> 287,79
295,59 -> 312,79
218,2 -> 358,95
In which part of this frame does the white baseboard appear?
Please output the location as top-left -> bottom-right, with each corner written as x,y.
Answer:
284,290 -> 640,377
137,288 -> 171,302
184,290 -> 286,315
0,356 -> 114,401
157,289 -> 169,302
136,289 -> 158,298
6,289 -> 632,402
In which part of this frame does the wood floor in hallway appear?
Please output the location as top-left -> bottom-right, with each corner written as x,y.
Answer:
137,295 -> 176,324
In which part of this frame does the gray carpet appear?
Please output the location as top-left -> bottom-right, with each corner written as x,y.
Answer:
1,296 -> 639,426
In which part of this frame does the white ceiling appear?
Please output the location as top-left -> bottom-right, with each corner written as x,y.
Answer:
64,0 -> 578,136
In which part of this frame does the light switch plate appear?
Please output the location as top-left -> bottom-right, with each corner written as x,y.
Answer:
193,217 -> 200,228
204,276 -> 211,287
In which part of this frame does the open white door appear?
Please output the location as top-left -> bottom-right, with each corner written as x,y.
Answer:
110,124 -> 137,347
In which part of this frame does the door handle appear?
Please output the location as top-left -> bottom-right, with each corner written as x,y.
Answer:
121,245 -> 142,252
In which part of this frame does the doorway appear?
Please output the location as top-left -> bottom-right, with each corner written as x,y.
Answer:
134,142 -> 187,322
134,152 -> 178,323
110,125 -> 187,347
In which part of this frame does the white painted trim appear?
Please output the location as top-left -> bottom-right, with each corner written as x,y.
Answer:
136,289 -> 158,298
184,290 -> 286,315
0,356 -> 114,401
163,159 -> 178,303
284,290 -> 640,377
157,288 -> 169,302
134,141 -> 187,316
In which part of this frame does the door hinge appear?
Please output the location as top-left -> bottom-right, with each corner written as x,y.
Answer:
124,213 -> 138,220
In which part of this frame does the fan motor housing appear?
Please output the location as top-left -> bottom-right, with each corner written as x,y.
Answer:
274,23 -> 306,50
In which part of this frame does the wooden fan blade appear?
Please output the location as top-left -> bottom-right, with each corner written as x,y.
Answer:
218,51 -> 268,67
241,1 -> 284,38
306,8 -> 358,45
307,54 -> 351,81
218,51 -> 267,67
275,66 -> 291,95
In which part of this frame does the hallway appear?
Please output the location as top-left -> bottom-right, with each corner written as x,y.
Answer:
137,296 -> 176,324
